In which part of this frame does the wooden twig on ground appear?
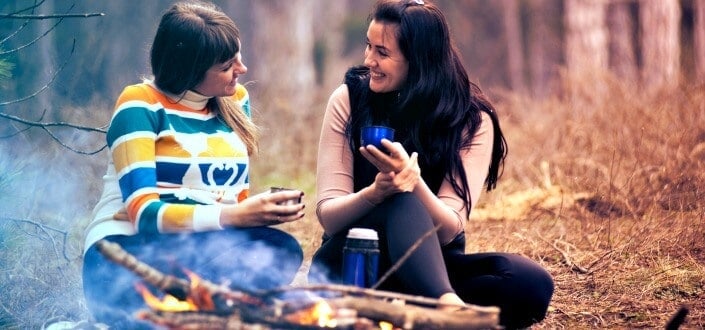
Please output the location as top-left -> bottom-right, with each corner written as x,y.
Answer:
537,236 -> 590,274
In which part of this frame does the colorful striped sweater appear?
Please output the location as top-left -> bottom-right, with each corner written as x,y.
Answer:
84,82 -> 251,252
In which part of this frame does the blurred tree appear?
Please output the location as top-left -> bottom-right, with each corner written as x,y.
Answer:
500,0 -> 526,94
607,1 -> 638,82
640,0 -> 681,90
249,0 -> 315,111
247,0 -> 319,175
526,0 -> 561,99
695,0 -> 705,82
564,0 -> 608,74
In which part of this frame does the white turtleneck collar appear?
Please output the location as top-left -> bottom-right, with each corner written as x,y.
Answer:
145,79 -> 211,110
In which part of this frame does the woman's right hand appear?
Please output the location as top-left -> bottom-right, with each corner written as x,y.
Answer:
219,189 -> 305,227
365,152 -> 420,204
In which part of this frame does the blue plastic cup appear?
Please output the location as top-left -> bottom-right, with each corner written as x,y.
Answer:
342,228 -> 379,288
360,126 -> 395,149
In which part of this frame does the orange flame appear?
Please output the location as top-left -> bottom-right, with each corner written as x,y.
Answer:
135,282 -> 197,312
379,320 -> 395,330
286,300 -> 339,328
135,269 -> 215,312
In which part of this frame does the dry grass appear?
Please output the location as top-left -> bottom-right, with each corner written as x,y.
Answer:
479,77 -> 705,329
453,76 -> 705,328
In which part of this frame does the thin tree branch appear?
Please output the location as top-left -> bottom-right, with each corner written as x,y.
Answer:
39,124 -> 108,155
0,19 -> 30,46
0,111 -> 107,133
3,216 -> 77,262
9,0 -> 46,15
0,39 -> 75,107
0,16 -> 63,55
0,4 -> 77,56
0,13 -> 105,19
0,109 -> 108,154
0,0 -> 43,45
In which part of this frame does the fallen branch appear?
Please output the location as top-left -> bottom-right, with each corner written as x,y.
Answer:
327,296 -> 499,330
538,236 -> 590,274
95,239 -> 264,312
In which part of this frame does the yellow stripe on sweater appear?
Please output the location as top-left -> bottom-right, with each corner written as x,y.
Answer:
161,204 -> 196,231
112,137 -> 155,173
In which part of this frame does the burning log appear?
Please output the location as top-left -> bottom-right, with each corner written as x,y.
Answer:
95,239 -> 191,300
95,239 -> 264,313
96,239 -> 500,329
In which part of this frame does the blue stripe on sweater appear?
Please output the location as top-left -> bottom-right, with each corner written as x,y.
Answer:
118,167 -> 156,201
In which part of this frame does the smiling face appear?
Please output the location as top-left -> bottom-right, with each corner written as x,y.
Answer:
364,20 -> 409,93
194,51 -> 247,97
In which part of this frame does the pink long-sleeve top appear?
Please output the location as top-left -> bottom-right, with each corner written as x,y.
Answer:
315,84 -> 494,244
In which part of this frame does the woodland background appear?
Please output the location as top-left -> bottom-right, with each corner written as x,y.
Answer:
1,0 -> 704,329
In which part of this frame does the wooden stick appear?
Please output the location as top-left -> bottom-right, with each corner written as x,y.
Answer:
372,224 -> 442,289
95,239 -> 192,300
264,283 -> 498,311
328,296 -> 499,330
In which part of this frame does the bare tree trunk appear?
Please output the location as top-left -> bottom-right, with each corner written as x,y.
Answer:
250,0 -> 316,110
694,0 -> 705,82
313,0 -> 350,90
527,0 -> 553,99
564,0 -> 608,74
639,0 -> 681,90
607,1 -> 638,82
501,0 -> 526,94
248,0 -> 318,176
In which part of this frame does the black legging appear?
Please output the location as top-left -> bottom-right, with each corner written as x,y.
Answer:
83,227 -> 303,329
309,193 -> 554,329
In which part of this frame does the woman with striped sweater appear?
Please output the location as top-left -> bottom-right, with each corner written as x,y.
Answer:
81,1 -> 304,327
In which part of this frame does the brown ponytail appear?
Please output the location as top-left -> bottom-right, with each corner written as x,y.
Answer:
210,97 -> 259,155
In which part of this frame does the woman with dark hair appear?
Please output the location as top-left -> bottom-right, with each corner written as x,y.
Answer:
82,1 -> 304,327
309,0 -> 553,328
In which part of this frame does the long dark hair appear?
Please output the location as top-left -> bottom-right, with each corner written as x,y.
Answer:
348,0 -> 507,213
150,0 -> 258,154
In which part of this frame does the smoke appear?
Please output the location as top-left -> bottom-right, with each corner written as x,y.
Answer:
0,127 -> 107,327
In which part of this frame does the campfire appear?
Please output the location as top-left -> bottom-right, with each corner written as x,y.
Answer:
96,240 -> 500,329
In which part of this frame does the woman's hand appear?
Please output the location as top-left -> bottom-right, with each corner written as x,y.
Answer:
365,152 -> 420,204
220,189 -> 305,227
359,139 -> 410,173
